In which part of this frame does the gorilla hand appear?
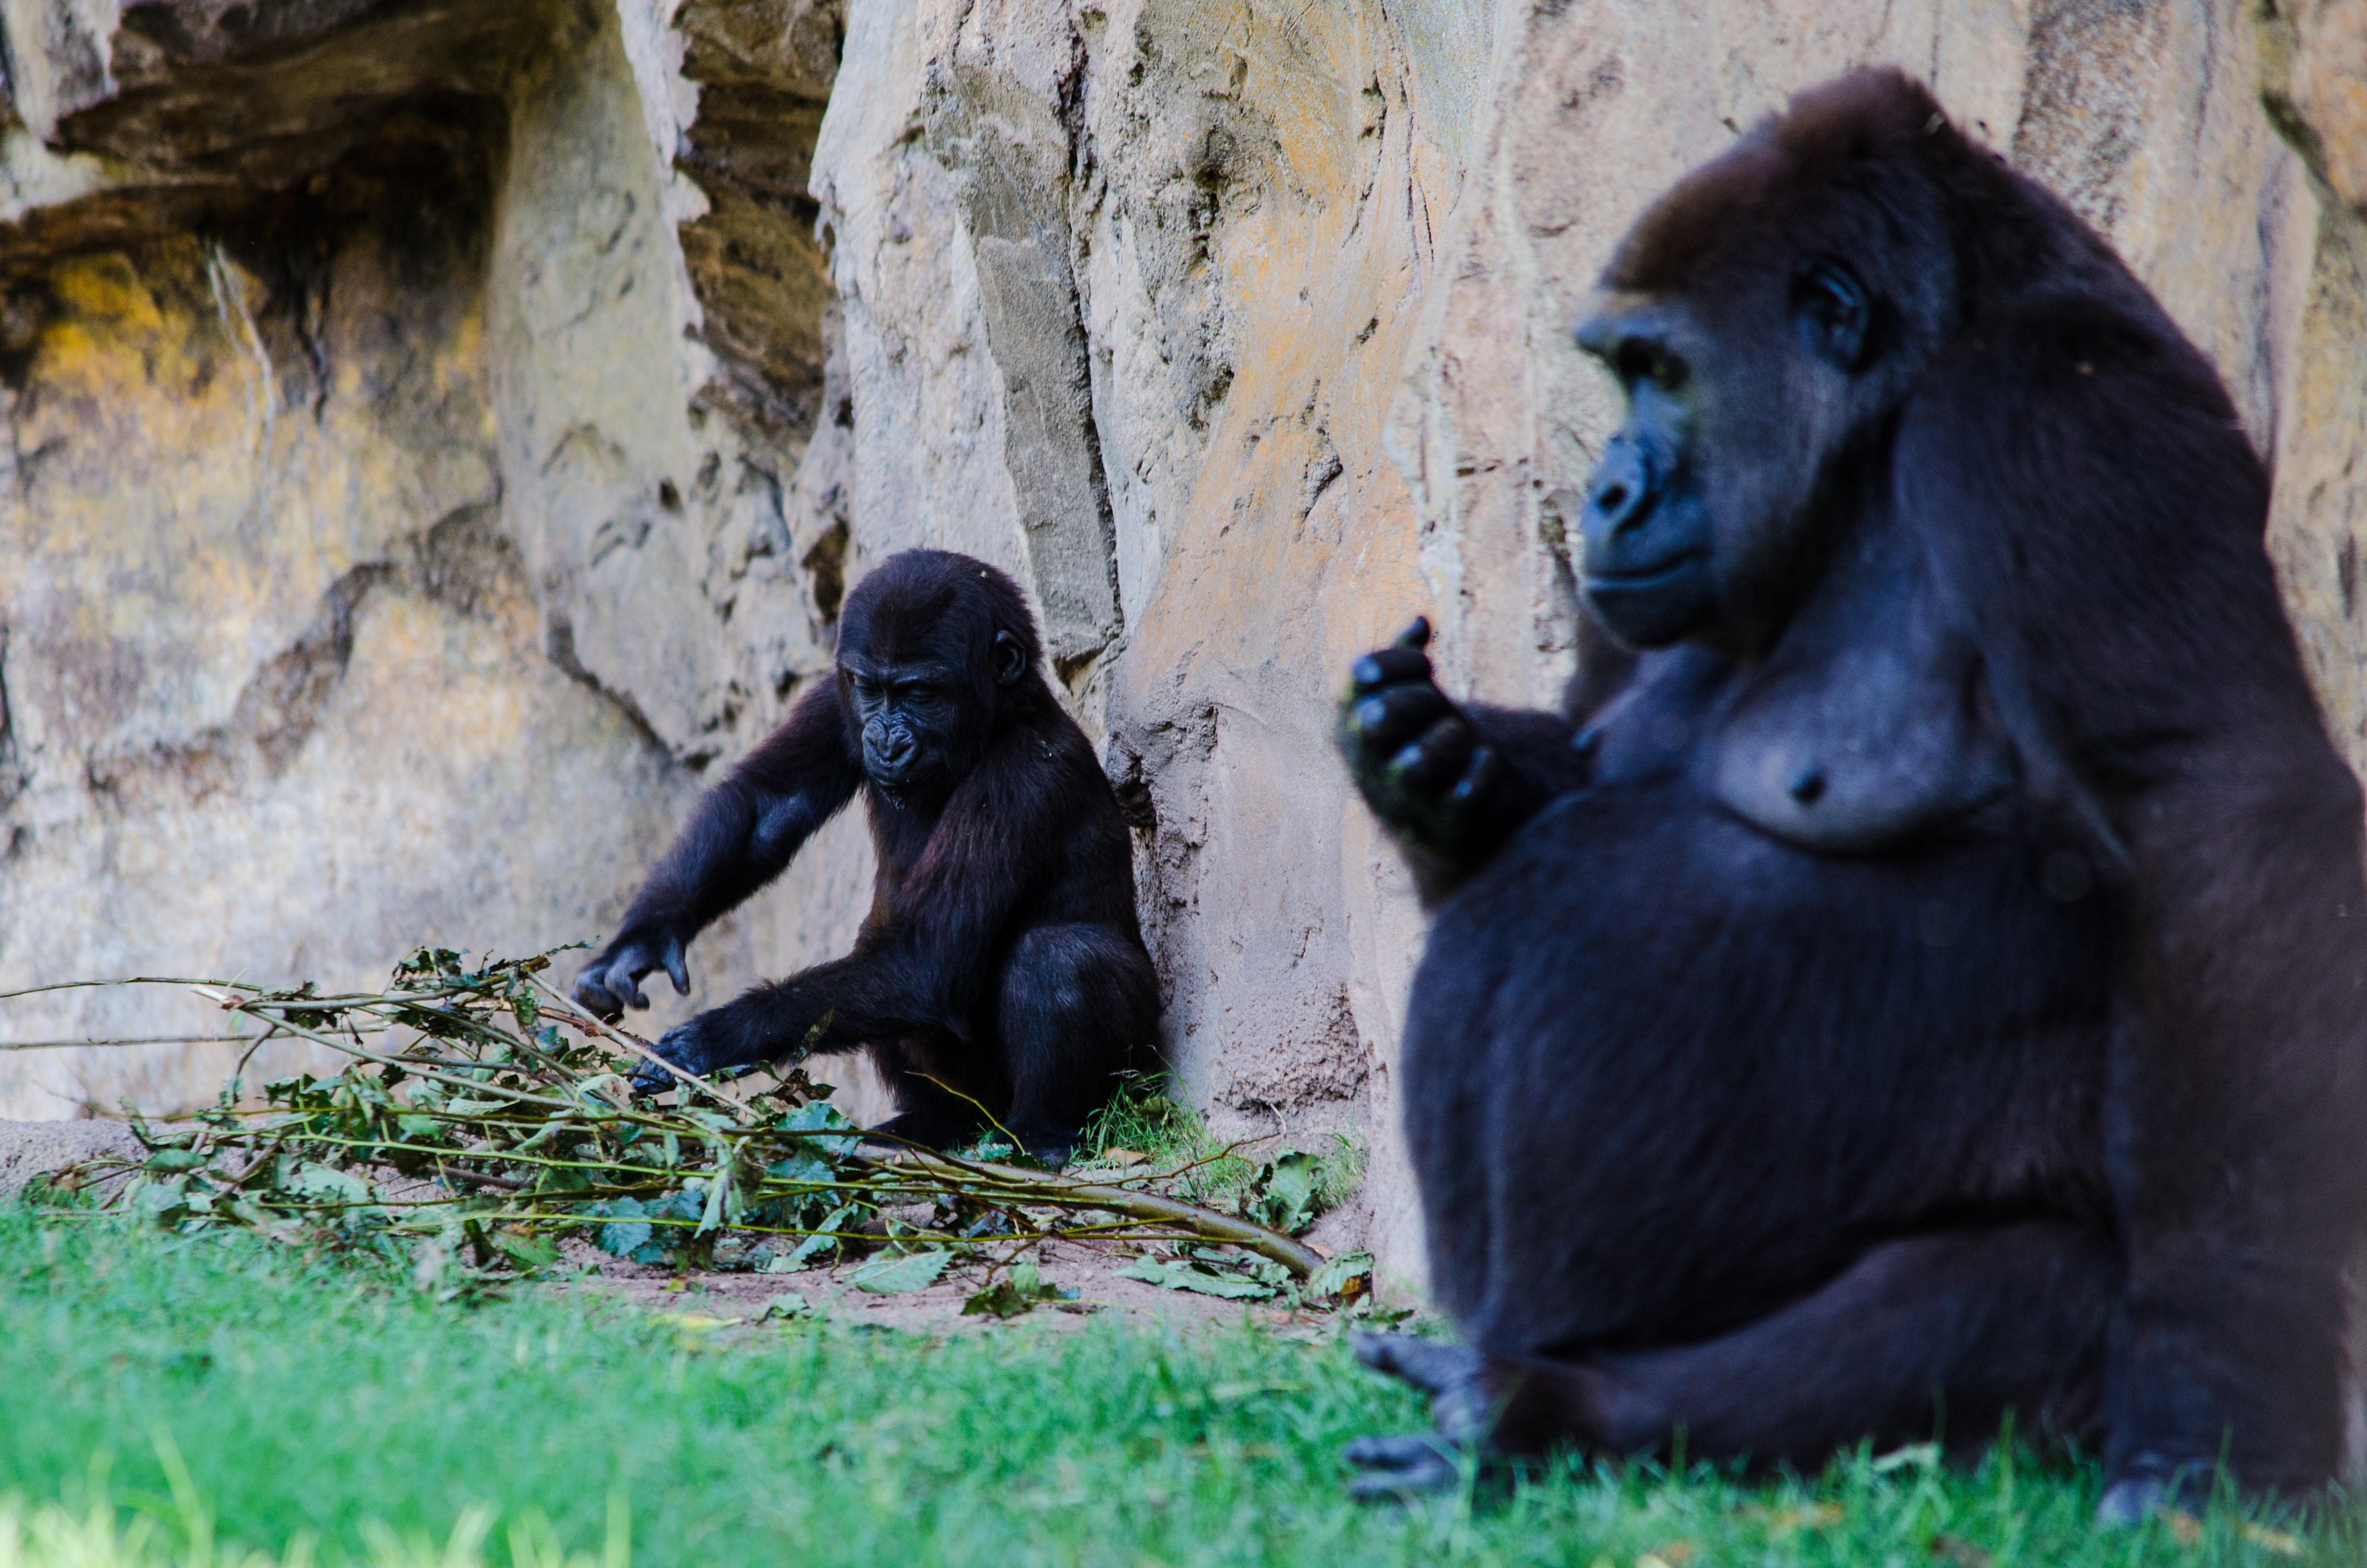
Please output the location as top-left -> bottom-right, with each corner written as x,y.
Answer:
573,926 -> 691,1024
1337,619 -> 1509,860
626,1001 -> 753,1096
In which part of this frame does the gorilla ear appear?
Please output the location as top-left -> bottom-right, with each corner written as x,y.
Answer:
1792,258 -> 1872,370
992,629 -> 1027,687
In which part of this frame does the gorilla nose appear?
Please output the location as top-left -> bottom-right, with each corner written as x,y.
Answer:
877,732 -> 915,767
1585,438 -> 1657,539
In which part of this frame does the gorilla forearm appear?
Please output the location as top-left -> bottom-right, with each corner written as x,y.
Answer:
622,685 -> 857,939
647,951 -> 941,1076
574,683 -> 862,1023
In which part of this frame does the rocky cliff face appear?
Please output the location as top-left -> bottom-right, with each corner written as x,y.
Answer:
1,0 -> 2360,1296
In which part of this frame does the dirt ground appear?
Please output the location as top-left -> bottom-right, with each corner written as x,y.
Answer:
0,1118 -> 138,1196
566,1191 -> 1375,1337
0,1118 -> 1379,1337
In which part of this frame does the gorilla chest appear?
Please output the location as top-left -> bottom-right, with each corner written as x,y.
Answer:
1589,535 -> 2021,855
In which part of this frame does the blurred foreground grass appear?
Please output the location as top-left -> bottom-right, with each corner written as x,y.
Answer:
0,1207 -> 2354,1568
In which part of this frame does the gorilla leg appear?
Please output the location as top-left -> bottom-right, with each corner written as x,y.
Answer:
1351,1222 -> 2115,1494
995,923 -> 1158,1162
867,1033 -> 990,1150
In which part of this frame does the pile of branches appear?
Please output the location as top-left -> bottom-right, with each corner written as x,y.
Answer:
21,948 -> 1371,1315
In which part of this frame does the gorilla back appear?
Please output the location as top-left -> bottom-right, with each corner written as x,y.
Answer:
1339,71 -> 2365,1515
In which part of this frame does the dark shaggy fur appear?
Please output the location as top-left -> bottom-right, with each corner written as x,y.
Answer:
576,549 -> 1158,1160
1338,70 -> 2366,1516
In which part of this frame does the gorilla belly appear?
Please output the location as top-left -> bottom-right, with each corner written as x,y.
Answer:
1403,781 -> 2112,1359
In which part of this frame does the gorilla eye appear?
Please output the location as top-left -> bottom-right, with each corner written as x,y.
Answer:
1793,259 -> 1872,369
1615,341 -> 1686,392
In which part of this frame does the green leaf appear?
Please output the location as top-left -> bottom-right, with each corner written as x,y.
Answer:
788,1203 -> 857,1265
846,1250 -> 952,1295
696,1168 -> 731,1235
143,1148 -> 209,1173
284,1162 -> 372,1206
1118,1255 -> 1275,1300
757,1291 -> 811,1321
960,1261 -> 1073,1319
1307,1250 -> 1373,1303
764,1154 -> 832,1186
492,1230 -> 562,1272
595,1199 -> 653,1258
774,1101 -> 860,1159
1244,1149 -> 1320,1234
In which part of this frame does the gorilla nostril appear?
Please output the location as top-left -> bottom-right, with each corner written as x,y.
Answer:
1598,484 -> 1629,514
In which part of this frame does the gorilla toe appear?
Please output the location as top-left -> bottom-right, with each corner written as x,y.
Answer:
1343,1434 -> 1464,1502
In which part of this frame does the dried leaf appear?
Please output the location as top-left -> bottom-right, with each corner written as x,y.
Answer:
847,1249 -> 952,1294
1119,1255 -> 1275,1300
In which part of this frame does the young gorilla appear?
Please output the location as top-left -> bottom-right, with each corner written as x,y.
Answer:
574,549 -> 1159,1163
1338,71 -> 2366,1517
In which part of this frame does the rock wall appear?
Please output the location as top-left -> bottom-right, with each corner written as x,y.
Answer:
1,0 -> 2361,1296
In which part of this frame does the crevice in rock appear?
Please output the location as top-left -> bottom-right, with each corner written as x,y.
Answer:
543,612 -> 680,766
85,558 -> 393,809
0,627 -> 28,814
671,0 -> 845,449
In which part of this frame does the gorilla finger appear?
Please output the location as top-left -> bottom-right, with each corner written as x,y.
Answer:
663,937 -> 690,996
1387,717 -> 1476,790
1344,1436 -> 1461,1501
1393,616 -> 1433,653
1353,1331 -> 1482,1396
1350,646 -> 1433,693
1449,744 -> 1504,808
572,974 -> 622,1023
1350,685 -> 1451,747
1344,1433 -> 1460,1470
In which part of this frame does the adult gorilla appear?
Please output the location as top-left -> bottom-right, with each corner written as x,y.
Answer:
576,549 -> 1158,1163
1338,70 -> 2365,1516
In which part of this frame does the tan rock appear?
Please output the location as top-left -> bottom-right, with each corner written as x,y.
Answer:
0,0 -> 2360,1306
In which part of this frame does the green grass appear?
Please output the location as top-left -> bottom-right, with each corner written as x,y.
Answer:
0,1207 -> 2355,1568
1075,1079 -> 1366,1221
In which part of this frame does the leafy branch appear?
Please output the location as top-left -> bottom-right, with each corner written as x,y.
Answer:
15,947 -> 1369,1313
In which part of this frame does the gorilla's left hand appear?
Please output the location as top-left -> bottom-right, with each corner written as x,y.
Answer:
627,1004 -> 755,1096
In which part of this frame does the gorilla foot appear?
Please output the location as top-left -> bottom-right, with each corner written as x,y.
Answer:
1003,1124 -> 1083,1168
2096,1457 -> 2213,1528
1353,1331 -> 1495,1445
862,1110 -> 978,1154
1344,1434 -> 1464,1502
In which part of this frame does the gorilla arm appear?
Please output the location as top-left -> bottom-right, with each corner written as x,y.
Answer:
633,727 -> 1060,1084
1902,310 -> 2367,1503
574,681 -> 863,1023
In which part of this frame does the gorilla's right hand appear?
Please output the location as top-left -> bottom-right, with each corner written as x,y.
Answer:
1337,618 -> 1506,860
572,926 -> 692,1023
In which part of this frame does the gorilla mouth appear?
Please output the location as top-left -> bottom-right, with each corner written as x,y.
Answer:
1585,548 -> 1709,591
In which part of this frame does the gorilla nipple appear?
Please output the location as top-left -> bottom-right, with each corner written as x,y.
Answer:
1790,766 -> 1827,805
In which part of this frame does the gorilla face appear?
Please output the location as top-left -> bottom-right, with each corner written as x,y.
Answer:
841,628 -> 1029,793
1571,303 -> 1722,647
1574,257 -> 1877,652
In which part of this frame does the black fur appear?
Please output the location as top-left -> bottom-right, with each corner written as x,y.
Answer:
575,549 -> 1159,1161
1338,70 -> 2366,1515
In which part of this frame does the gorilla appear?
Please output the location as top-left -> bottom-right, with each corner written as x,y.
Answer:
1337,70 -> 2366,1518
576,548 -> 1159,1163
